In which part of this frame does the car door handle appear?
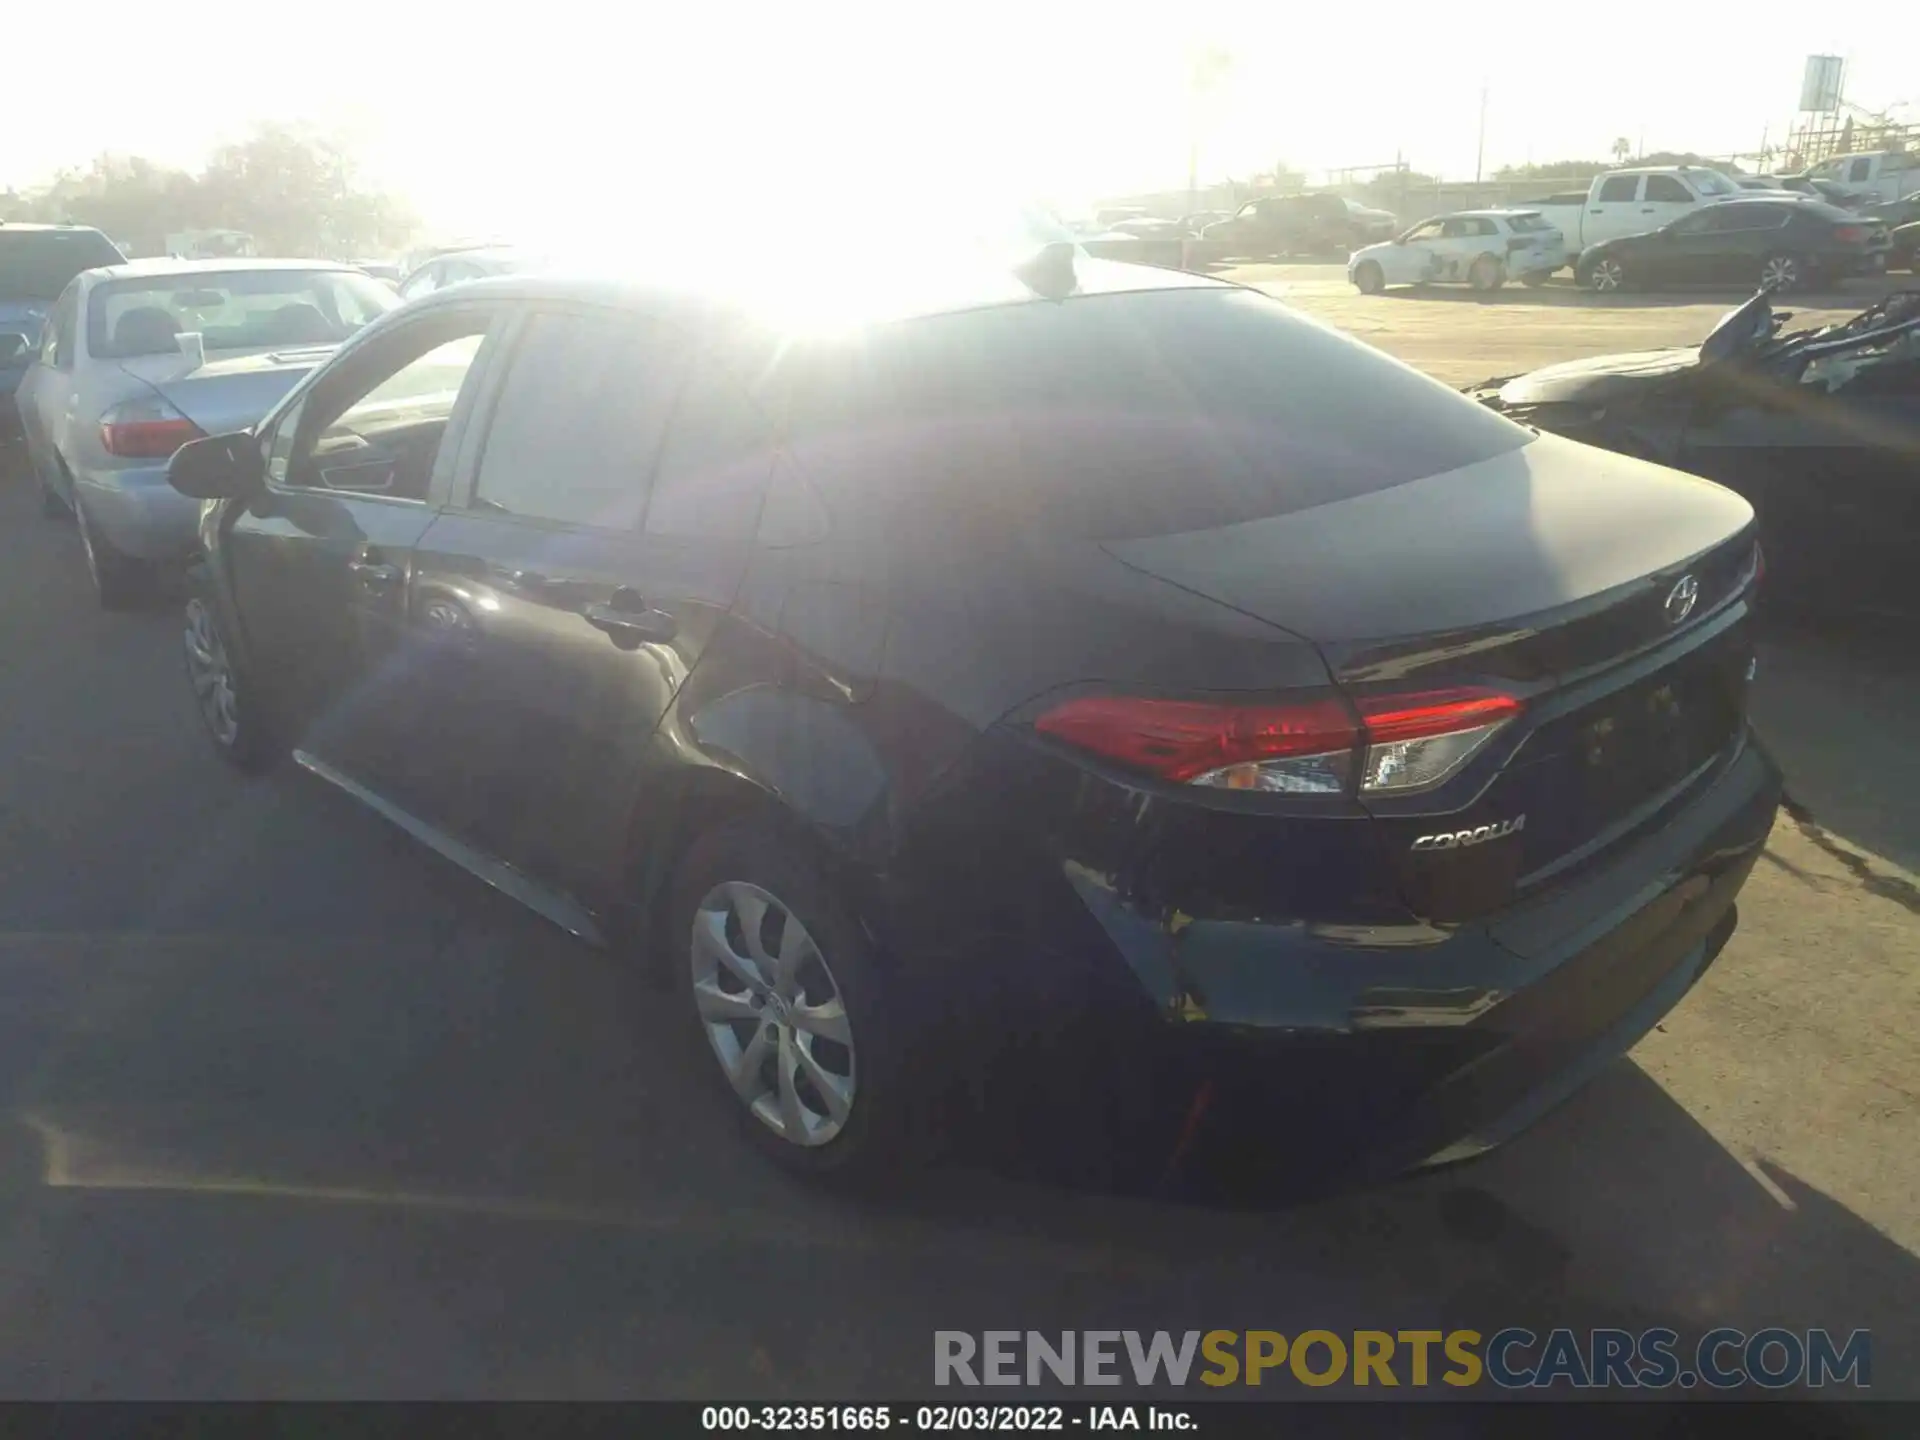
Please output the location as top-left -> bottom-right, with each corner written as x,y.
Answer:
349,559 -> 403,594
583,602 -> 676,644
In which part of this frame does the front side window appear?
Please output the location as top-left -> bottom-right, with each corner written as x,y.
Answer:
283,318 -> 489,500
1597,176 -> 1640,203
1644,175 -> 1692,203
1849,158 -> 1872,183
87,268 -> 397,358
1403,220 -> 1446,244
472,309 -> 690,530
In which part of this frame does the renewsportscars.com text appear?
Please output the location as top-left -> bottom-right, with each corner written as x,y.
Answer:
934,1329 -> 1870,1390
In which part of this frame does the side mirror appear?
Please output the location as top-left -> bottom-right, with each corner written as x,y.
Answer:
0,334 -> 30,364
169,431 -> 264,500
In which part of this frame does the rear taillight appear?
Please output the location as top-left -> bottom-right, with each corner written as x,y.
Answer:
1832,225 -> 1869,244
1033,687 -> 1522,797
99,397 -> 203,458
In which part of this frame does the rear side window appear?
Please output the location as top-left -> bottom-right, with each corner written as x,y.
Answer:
791,288 -> 1531,542
0,229 -> 124,302
473,309 -> 689,529
1597,176 -> 1640,203
644,348 -> 777,541
1504,214 -> 1551,233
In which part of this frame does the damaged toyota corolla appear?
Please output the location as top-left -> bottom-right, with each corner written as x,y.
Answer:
1472,288 -> 1920,621
167,251 -> 1780,1186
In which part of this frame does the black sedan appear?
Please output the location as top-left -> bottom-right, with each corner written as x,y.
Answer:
165,253 -> 1778,1183
1576,198 -> 1883,292
1472,289 -> 1920,620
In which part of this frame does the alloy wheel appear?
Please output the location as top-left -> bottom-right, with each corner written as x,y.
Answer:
1760,255 -> 1799,290
184,598 -> 239,746
690,881 -> 856,1147
1588,258 -> 1624,292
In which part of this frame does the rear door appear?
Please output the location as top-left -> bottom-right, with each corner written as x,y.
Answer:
224,302 -> 505,791
405,306 -> 777,899
1583,173 -> 1646,245
1639,172 -> 1698,233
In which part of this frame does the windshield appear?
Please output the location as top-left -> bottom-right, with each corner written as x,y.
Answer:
87,269 -> 398,359
1689,171 -> 1739,197
0,230 -> 126,302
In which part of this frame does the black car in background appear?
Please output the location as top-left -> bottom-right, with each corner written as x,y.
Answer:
1577,198 -> 1884,292
0,223 -> 126,438
1891,220 -> 1920,273
166,255 -> 1777,1183
1473,290 -> 1920,620
1201,193 -> 1395,260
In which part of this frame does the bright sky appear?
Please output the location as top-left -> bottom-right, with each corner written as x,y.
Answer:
11,0 -> 1914,240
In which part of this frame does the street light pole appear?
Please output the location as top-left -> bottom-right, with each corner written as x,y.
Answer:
1474,82 -> 1488,185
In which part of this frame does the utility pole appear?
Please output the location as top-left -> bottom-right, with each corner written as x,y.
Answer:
1474,82 -> 1488,184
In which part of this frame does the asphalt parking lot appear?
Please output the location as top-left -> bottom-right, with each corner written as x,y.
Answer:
0,271 -> 1913,1407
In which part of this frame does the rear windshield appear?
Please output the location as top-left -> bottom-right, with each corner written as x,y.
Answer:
790,286 -> 1531,542
0,230 -> 125,302
87,269 -> 398,358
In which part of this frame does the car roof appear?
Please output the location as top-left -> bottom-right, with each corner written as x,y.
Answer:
0,222 -> 111,235
88,257 -> 358,280
396,253 -> 1233,333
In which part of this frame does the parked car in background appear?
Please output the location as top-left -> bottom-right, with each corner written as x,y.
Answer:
1471,288 -> 1919,620
397,245 -> 537,300
1529,167 -> 1744,266
1890,220 -> 1920,273
1575,198 -> 1884,293
0,224 -> 126,439
1774,174 -> 1876,209
1179,210 -> 1231,234
16,259 -> 397,606
1339,197 -> 1400,242
1201,193 -> 1390,259
1349,210 -> 1566,293
164,252 -> 1776,1181
1804,150 -> 1920,207
354,260 -> 403,285
1863,193 -> 1920,233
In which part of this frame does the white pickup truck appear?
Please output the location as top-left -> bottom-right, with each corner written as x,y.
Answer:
1804,151 -> 1920,207
1527,166 -> 1744,268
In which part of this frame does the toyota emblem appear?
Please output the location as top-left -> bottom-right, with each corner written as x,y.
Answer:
1664,574 -> 1700,626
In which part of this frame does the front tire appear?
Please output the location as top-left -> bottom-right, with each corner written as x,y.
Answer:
1520,269 -> 1553,287
1469,255 -> 1506,292
670,820 -> 920,1179
1353,260 -> 1385,294
1759,253 -> 1804,292
75,497 -> 150,610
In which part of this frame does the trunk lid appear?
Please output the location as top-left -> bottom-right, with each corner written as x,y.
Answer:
1102,433 -> 1760,923
118,344 -> 334,434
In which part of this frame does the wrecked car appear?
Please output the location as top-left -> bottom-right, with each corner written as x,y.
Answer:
1470,289 -> 1920,620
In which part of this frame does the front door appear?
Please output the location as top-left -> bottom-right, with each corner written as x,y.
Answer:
223,304 -> 505,794
19,284 -> 79,500
405,308 -> 777,904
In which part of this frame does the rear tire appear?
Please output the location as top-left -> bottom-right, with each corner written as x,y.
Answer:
75,497 -> 150,611
668,819 -> 924,1181
1353,260 -> 1385,294
1580,254 -> 1628,292
1520,269 -> 1553,288
1759,253 -> 1804,292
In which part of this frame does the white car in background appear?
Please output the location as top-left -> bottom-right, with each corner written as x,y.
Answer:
15,259 -> 397,607
1348,209 -> 1568,294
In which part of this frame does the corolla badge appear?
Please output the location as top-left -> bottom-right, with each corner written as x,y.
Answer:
1411,815 -> 1526,852
1664,573 -> 1700,626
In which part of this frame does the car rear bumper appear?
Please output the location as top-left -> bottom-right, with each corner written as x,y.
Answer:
72,464 -> 202,562
892,725 -> 1780,1178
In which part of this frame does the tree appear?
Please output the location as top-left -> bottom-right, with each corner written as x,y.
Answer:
4,124 -> 415,257
1612,136 -> 1633,163
1495,158 -> 1608,181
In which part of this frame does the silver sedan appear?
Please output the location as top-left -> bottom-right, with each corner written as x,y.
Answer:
16,258 -> 397,607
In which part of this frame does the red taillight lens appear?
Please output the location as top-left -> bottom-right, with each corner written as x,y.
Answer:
99,398 -> 203,458
1033,694 -> 1357,785
1833,225 -> 1868,244
1034,685 -> 1523,797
